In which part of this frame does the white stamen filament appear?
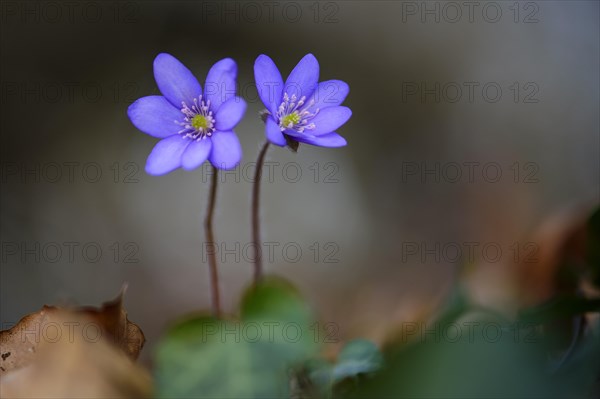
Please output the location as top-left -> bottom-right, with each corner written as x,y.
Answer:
175,95 -> 216,141
277,92 -> 319,133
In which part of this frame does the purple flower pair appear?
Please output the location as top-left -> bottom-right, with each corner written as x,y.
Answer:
128,53 -> 351,175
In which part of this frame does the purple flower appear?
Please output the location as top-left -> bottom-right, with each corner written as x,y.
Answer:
128,53 -> 246,175
254,54 -> 351,148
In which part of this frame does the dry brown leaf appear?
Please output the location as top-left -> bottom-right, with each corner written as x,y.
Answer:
0,305 -> 58,374
0,311 -> 151,398
76,286 -> 145,359
0,286 -> 145,375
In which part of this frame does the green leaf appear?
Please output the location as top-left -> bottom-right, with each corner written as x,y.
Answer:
240,276 -> 311,326
240,276 -> 316,364
551,321 -> 600,389
155,316 -> 250,398
349,320 -> 551,398
155,277 -> 317,398
332,339 -> 383,381
302,339 -> 382,399
305,357 -> 335,388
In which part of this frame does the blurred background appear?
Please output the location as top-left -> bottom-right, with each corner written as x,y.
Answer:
1,0 -> 598,365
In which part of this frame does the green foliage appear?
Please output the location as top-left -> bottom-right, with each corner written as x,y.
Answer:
343,304 -> 546,398
333,339 -> 383,381
153,204 -> 600,399
302,339 -> 383,398
344,281 -> 600,398
155,277 -> 317,398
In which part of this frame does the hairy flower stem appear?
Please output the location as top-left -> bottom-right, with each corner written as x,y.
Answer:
251,140 -> 271,285
204,167 -> 221,316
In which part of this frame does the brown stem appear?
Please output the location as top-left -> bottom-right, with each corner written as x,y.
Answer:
252,141 -> 271,284
204,166 -> 221,316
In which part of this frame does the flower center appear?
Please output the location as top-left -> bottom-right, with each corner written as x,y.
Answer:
281,112 -> 301,127
176,95 -> 215,140
191,115 -> 209,130
277,93 -> 319,133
